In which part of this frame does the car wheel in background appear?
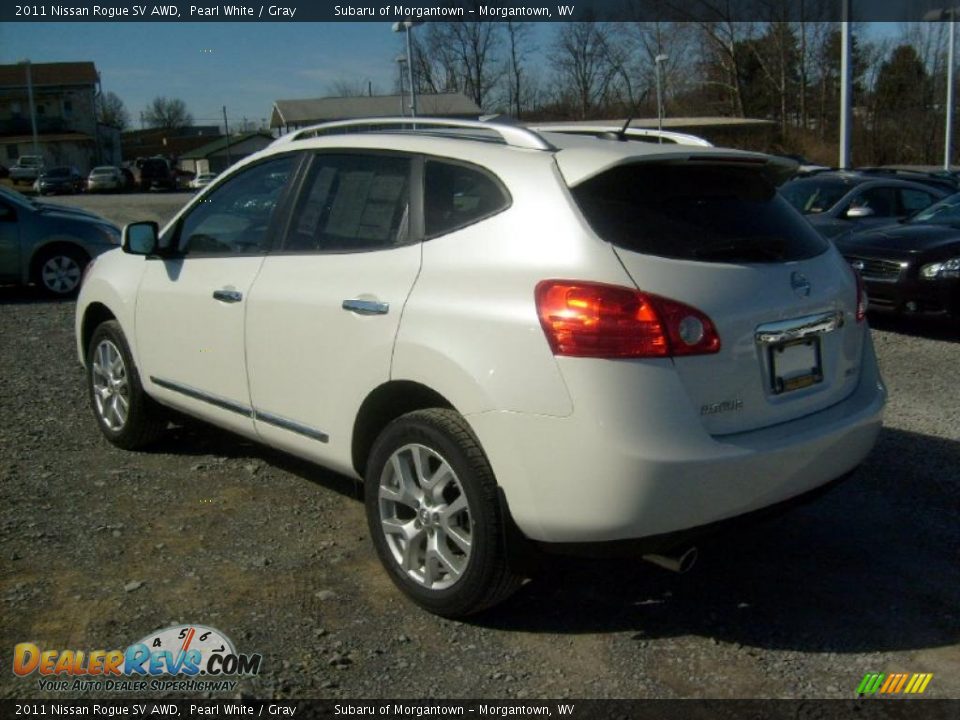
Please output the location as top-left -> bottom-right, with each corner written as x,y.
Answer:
33,246 -> 88,297
364,408 -> 522,617
87,320 -> 168,450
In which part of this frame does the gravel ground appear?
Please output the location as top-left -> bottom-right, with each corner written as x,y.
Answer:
1,193 -> 958,701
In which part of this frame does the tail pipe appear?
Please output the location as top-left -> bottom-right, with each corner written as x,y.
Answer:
643,546 -> 698,574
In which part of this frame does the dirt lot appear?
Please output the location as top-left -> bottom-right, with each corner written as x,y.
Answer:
1,193 -> 958,700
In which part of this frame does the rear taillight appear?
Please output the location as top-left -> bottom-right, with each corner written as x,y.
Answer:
535,280 -> 721,359
849,265 -> 867,322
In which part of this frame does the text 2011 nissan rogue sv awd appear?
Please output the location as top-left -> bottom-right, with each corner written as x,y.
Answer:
75,118 -> 886,616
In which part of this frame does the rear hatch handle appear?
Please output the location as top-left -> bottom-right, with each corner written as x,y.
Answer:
755,311 -> 844,345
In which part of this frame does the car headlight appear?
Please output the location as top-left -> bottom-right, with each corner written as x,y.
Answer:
920,257 -> 960,280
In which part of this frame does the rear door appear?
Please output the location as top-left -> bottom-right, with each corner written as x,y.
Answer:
569,159 -> 865,435
244,151 -> 420,472
0,198 -> 19,281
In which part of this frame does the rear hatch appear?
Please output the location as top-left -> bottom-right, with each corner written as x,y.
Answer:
564,154 -> 865,436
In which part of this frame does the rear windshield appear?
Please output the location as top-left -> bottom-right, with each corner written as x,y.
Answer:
571,163 -> 829,263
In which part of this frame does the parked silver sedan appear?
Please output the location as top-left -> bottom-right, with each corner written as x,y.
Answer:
87,166 -> 124,193
0,185 -> 120,296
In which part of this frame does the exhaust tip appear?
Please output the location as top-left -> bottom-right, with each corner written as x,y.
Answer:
643,547 -> 698,574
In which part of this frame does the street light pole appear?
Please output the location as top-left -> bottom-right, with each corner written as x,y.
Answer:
839,0 -> 852,169
946,13 -> 956,170
654,53 -> 668,141
392,20 -> 424,117
397,56 -> 407,116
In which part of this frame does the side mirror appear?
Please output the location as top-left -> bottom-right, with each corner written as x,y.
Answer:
845,206 -> 875,219
122,221 -> 159,255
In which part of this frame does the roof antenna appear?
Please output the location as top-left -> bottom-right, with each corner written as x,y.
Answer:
599,89 -> 649,141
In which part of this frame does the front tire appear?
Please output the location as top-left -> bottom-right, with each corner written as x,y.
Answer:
364,409 -> 522,617
87,320 -> 167,449
34,246 -> 88,297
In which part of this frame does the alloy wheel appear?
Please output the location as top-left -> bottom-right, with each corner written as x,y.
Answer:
378,443 -> 473,590
91,339 -> 129,430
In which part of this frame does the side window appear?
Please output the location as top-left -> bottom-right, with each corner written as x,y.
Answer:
0,200 -> 15,222
424,160 -> 509,238
177,155 -> 294,255
850,187 -> 897,217
284,153 -> 410,253
900,189 -> 936,215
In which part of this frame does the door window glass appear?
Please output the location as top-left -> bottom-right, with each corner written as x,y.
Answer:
178,155 -> 295,255
899,189 -> 936,215
424,160 -> 509,237
284,154 -> 410,252
850,187 -> 897,217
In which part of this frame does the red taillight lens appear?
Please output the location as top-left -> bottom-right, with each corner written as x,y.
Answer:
849,264 -> 867,323
535,280 -> 721,359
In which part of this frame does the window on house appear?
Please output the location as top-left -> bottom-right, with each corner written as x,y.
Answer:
63,100 -> 73,116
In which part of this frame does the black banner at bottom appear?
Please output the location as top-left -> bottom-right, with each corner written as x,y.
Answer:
3,699 -> 960,720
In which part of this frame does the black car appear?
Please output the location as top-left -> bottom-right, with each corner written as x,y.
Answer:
780,171 -> 946,238
37,166 -> 84,195
835,193 -> 960,321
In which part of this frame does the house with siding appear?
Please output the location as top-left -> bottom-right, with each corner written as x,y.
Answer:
0,61 -> 119,172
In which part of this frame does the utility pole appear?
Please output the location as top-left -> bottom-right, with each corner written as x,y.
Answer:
655,54 -> 668,142
946,12 -> 956,170
22,60 -> 40,160
223,106 -> 232,167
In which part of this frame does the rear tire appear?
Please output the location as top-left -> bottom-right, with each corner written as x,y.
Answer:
87,320 -> 167,450
364,409 -> 523,617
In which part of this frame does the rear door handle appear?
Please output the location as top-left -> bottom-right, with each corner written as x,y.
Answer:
213,289 -> 243,303
342,299 -> 389,315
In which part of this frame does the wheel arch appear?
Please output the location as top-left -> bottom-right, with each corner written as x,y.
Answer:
28,238 -> 90,283
80,302 -> 118,363
351,380 -> 456,478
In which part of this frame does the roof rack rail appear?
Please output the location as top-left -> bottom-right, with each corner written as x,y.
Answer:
272,116 -> 556,151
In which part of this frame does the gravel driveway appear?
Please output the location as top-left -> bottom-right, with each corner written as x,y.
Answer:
1,193 -> 958,700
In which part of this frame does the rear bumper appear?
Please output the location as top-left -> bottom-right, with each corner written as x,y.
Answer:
468,333 -> 885,544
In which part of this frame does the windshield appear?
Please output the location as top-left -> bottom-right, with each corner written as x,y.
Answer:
91,167 -> 115,174
780,178 -> 851,214
46,167 -> 72,177
908,192 -> 960,226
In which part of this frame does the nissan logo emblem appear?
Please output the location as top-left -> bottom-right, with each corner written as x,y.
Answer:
791,271 -> 812,298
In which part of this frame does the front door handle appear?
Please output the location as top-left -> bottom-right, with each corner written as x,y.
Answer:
342,299 -> 389,315
213,289 -> 243,303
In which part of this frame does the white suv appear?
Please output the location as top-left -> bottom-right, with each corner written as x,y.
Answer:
76,118 -> 886,616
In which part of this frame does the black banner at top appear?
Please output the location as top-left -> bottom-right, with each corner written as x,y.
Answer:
3,0 -> 960,23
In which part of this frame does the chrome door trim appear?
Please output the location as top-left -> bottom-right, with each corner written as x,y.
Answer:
150,376 -> 253,417
254,409 -> 330,443
754,311 -> 844,345
152,376 -> 331,443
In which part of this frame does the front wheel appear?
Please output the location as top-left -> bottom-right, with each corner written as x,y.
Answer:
34,246 -> 88,297
87,320 -> 167,449
364,409 -> 522,617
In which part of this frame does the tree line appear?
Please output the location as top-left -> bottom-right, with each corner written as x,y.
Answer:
383,20 -> 959,166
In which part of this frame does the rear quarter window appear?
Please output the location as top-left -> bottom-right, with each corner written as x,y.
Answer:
572,163 -> 829,263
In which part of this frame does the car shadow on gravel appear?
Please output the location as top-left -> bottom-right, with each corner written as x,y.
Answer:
472,426 -> 960,655
867,312 -> 960,343
149,417 -> 361,500
0,285 -> 75,305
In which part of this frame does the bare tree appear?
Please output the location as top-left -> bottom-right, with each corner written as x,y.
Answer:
142,97 -> 193,130
503,21 -> 535,118
326,78 -> 376,98
423,15 -> 503,109
550,23 -> 621,119
96,91 -> 129,130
